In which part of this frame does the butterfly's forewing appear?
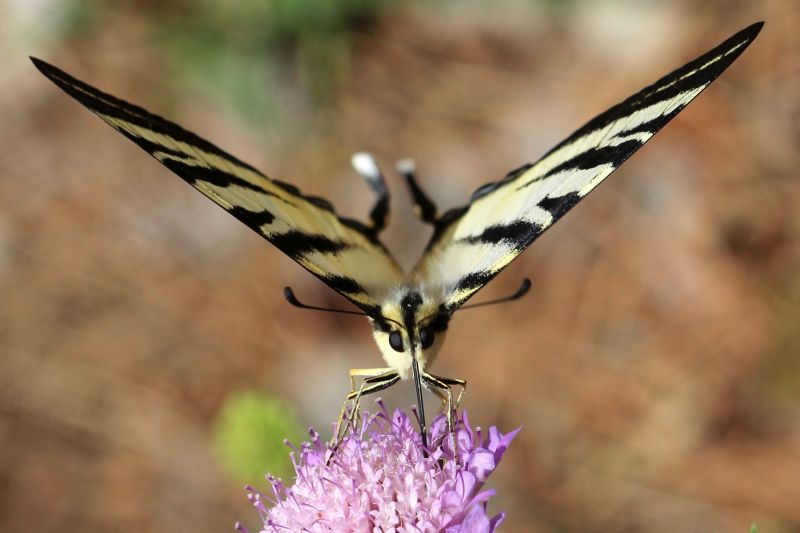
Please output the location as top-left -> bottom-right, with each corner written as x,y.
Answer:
33,58 -> 402,313
415,23 -> 763,310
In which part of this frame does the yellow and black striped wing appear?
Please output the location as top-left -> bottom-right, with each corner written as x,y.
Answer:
415,22 -> 762,311
33,58 -> 402,313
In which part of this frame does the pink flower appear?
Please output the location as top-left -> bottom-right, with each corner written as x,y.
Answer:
237,400 -> 519,532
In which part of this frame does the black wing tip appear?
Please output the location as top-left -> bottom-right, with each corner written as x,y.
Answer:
742,21 -> 765,38
30,56 -> 77,92
709,21 -> 764,73
30,56 -> 61,77
728,21 -> 764,51
30,56 -> 52,76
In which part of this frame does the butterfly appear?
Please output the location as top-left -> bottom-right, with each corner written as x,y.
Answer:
33,21 -> 762,452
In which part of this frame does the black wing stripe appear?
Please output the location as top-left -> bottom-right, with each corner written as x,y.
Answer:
455,271 -> 495,293
159,157 -> 284,197
269,231 -> 350,259
320,274 -> 368,296
227,206 -> 276,228
462,220 -> 542,248
527,139 -> 643,188
537,192 -> 581,219
615,106 -> 682,137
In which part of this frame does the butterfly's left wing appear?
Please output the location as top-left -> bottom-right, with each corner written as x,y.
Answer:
32,58 -> 403,314
414,22 -> 762,311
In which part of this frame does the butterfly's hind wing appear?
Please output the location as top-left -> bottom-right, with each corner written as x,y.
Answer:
414,22 -> 763,311
32,58 -> 402,314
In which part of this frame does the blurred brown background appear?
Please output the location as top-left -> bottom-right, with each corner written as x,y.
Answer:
1,0 -> 798,531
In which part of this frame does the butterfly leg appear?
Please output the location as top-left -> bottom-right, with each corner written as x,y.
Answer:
425,384 -> 452,444
330,368 -> 399,460
433,374 -> 467,410
422,372 -> 466,456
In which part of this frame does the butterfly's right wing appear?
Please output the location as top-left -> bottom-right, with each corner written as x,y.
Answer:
32,58 -> 403,314
414,23 -> 763,311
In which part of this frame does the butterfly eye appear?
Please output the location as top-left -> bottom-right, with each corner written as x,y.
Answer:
419,327 -> 435,349
389,331 -> 404,352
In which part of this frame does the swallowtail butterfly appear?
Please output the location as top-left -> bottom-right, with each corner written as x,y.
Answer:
33,22 -> 762,451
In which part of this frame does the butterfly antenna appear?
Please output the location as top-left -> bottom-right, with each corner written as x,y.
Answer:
283,286 -> 367,316
459,278 -> 531,310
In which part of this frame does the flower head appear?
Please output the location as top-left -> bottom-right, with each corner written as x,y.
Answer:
238,400 -> 519,532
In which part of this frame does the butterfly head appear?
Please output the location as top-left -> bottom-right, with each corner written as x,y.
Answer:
371,289 -> 450,380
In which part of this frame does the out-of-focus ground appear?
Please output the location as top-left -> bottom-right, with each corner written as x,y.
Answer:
1,1 -> 798,531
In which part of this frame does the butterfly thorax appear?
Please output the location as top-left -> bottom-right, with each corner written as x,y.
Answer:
369,286 -> 450,380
